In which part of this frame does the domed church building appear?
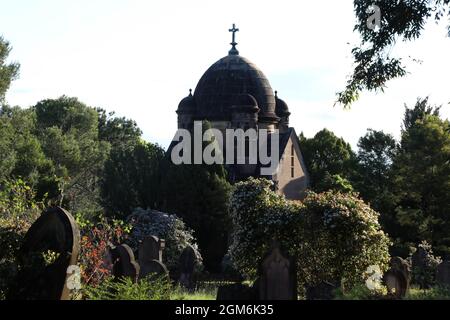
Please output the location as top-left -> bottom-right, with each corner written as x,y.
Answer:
172,25 -> 309,200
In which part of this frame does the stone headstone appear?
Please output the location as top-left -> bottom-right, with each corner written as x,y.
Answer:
110,244 -> 140,282
391,256 -> 411,280
139,236 -> 165,263
384,270 -> 408,298
13,207 -> 80,300
137,236 -> 168,279
383,257 -> 410,299
385,257 -> 410,298
258,242 -> 297,300
178,245 -> 198,289
437,261 -> 450,287
139,259 -> 169,279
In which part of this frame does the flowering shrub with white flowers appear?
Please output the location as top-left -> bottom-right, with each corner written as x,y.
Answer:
300,191 -> 391,289
228,178 -> 300,280
228,178 -> 391,291
126,208 -> 203,275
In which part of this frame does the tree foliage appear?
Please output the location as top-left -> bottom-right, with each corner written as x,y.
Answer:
97,108 -> 142,148
410,241 -> 442,289
229,178 -> 391,291
0,179 -> 44,297
101,141 -> 164,217
338,0 -> 450,107
161,122 -> 231,272
354,129 -> 397,230
0,95 -> 148,219
300,129 -> 357,192
0,36 -> 20,105
390,98 -> 450,256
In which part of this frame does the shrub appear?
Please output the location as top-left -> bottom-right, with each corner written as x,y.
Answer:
406,286 -> 450,300
83,275 -> 172,300
0,179 -> 44,226
76,214 -> 130,287
126,208 -> 203,275
410,241 -> 442,289
300,190 -> 391,289
228,178 -> 391,291
228,178 -> 299,280
0,179 -> 44,298
334,284 -> 387,300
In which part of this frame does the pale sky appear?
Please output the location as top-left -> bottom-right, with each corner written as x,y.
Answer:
1,0 -> 449,149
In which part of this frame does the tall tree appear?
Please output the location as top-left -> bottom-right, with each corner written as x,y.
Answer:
97,108 -> 142,148
355,129 -> 397,234
0,106 -> 48,186
101,141 -> 165,217
0,37 -> 20,180
338,0 -> 450,107
162,121 -> 231,272
390,98 -> 450,256
300,129 -> 357,192
33,96 -> 110,214
0,109 -> 16,180
0,36 -> 20,105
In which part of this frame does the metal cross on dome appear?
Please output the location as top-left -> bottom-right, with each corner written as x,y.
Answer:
228,23 -> 239,55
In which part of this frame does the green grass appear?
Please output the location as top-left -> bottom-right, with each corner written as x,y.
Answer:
171,287 -> 217,300
333,285 -> 386,300
405,286 -> 450,300
334,284 -> 450,300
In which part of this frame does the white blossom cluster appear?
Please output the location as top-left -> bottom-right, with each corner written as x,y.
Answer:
126,208 -> 203,273
227,177 -> 391,289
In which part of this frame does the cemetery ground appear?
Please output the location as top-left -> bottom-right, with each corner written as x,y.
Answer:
2,179 -> 450,301
0,64 -> 449,302
1,0 -> 450,305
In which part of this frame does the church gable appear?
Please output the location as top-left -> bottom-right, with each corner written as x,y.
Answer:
275,128 -> 309,200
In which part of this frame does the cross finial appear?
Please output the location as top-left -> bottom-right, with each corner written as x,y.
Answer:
228,23 -> 239,55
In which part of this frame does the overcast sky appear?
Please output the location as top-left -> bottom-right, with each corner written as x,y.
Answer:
2,0 -> 449,149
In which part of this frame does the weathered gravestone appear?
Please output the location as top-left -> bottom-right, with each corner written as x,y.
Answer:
139,235 -> 165,262
140,260 -> 169,279
391,256 -> 411,279
178,245 -> 198,290
109,244 -> 140,282
258,242 -> 297,300
138,236 -> 168,279
12,207 -> 80,300
437,261 -> 450,287
383,257 -> 410,299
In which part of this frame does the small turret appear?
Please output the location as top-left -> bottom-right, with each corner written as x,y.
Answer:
275,91 -> 291,133
176,89 -> 196,129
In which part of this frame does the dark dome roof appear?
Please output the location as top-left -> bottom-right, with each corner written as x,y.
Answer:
275,92 -> 290,117
193,54 -> 279,123
177,90 -> 196,114
231,94 -> 260,113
